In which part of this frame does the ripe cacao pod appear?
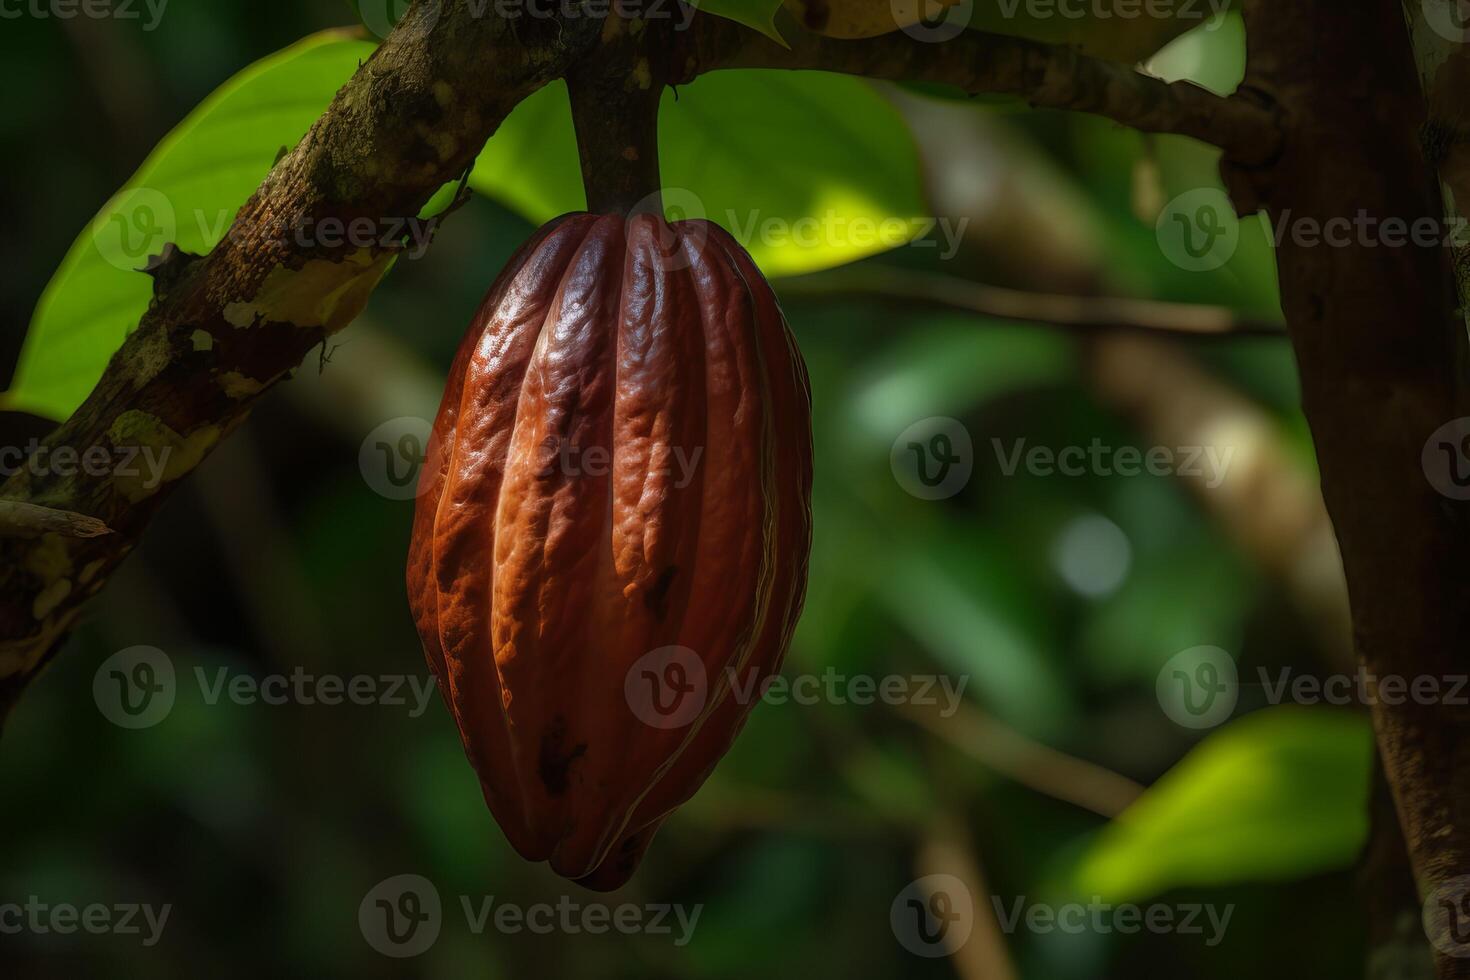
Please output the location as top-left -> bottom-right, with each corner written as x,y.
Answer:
406,212 -> 812,889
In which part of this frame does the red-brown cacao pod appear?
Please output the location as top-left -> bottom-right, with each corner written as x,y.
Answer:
406,212 -> 812,889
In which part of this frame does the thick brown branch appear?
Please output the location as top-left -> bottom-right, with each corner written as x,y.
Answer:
1238,3 -> 1469,977
681,18 -> 1284,168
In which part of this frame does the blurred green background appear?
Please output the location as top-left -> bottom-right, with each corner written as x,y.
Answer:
0,4 -> 1385,978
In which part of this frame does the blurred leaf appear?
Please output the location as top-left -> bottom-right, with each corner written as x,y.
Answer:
693,0 -> 786,42
470,72 -> 926,277
5,29 -> 375,420
1068,707 -> 1372,901
848,317 -> 1077,444
972,0 -> 1230,63
1145,8 -> 1245,95
879,535 -> 1072,734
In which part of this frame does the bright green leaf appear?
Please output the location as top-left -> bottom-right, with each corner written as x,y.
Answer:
1069,707 -> 1372,902
470,71 -> 926,278
5,29 -> 375,421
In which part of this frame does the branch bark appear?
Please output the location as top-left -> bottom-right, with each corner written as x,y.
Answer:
1236,3 -> 1470,976
681,16 -> 1285,167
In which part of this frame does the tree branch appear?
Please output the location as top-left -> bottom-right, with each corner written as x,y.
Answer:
1235,4 -> 1470,977
681,17 -> 1285,168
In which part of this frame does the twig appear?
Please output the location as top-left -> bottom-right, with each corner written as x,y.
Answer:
899,700 -> 1144,819
778,265 -> 1286,337
0,501 -> 111,539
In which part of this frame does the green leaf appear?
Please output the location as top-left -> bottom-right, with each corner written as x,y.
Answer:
1068,707 -> 1372,902
5,29 -> 375,421
470,71 -> 926,278
691,0 -> 787,43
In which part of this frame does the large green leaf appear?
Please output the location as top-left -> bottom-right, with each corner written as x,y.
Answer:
5,30 -> 375,421
1068,707 -> 1372,901
470,72 -> 927,278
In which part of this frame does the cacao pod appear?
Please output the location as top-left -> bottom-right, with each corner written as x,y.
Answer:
406,212 -> 813,889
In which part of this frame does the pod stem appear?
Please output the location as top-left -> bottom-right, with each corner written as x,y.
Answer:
566,21 -> 667,217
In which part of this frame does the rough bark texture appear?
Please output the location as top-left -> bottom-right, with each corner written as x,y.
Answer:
1236,3 -> 1469,976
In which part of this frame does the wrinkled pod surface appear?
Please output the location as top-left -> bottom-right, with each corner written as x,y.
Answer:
406,212 -> 813,889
